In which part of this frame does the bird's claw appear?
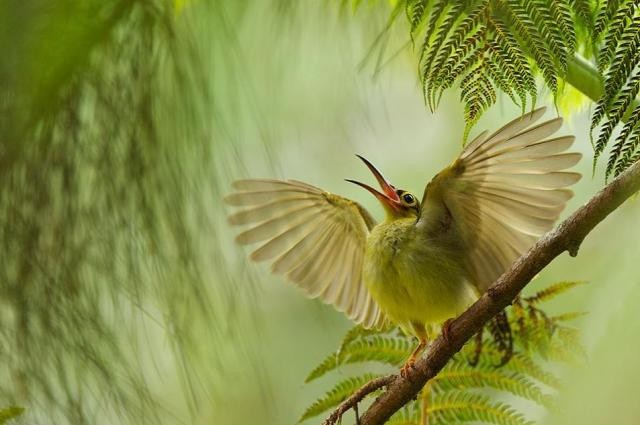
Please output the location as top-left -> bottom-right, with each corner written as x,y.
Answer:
400,358 -> 416,379
442,318 -> 454,342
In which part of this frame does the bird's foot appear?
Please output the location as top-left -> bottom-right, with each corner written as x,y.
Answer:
441,318 -> 454,342
400,358 -> 416,379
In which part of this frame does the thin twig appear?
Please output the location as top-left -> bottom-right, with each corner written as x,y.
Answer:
320,159 -> 640,425
322,375 -> 395,425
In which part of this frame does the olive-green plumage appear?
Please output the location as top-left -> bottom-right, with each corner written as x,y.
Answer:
364,215 -> 477,340
225,107 -> 581,364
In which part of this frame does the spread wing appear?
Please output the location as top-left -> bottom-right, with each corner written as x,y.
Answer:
225,179 -> 386,329
419,107 -> 582,292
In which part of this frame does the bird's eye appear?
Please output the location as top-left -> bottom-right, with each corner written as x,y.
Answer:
403,193 -> 415,204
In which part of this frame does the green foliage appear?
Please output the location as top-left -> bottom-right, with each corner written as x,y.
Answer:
522,280 -> 586,304
349,0 -> 640,177
0,1 -> 248,423
385,393 -> 534,425
0,407 -> 24,425
592,1 -> 640,179
395,0 -> 592,139
426,392 -> 531,425
301,282 -> 585,424
299,374 -> 380,422
306,332 -> 413,382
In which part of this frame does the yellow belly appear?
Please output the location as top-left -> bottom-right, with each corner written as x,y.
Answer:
363,218 -> 478,337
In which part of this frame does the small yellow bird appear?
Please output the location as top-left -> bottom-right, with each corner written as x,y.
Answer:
225,107 -> 581,374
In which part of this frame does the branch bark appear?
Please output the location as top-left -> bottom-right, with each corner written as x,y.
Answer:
324,158 -> 640,425
322,375 -> 395,425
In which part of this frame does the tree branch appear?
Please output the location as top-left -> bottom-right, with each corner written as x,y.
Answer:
322,375 -> 395,425
323,158 -> 640,425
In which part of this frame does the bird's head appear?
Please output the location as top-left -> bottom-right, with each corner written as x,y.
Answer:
347,155 -> 420,221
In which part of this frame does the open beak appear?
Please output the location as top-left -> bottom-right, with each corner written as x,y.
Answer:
346,155 -> 400,209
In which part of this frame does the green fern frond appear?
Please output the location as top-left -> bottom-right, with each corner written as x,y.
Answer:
306,335 -> 413,382
601,13 -> 640,106
591,99 -> 609,133
418,0 -> 448,67
429,391 -> 533,425
505,0 -> 558,95
575,1 -> 598,59
431,26 -> 487,106
305,352 -> 342,383
594,69 -> 640,137
500,352 -> 563,389
489,17 -> 537,109
460,343 -> 563,389
595,119 -> 618,162
550,0 -> 576,56
406,0 -> 429,36
430,1 -> 487,82
461,67 -> 497,140
406,0 -> 589,133
573,0 -> 595,26
434,363 -> 551,406
338,323 -> 394,354
339,336 -> 413,366
630,140 -> 640,163
590,7 -> 638,133
606,106 -> 640,178
298,373 -> 381,422
520,316 -> 555,356
0,407 -> 24,425
306,325 -> 397,382
387,405 -> 421,425
523,281 -> 585,304
594,0 -> 621,39
592,5 -> 639,173
421,2 -> 467,109
486,52 -> 520,106
426,1 -> 468,63
598,0 -> 636,70
615,126 -> 640,175
303,281 -> 584,424
426,2 -> 488,108
550,311 -> 588,323
486,311 -> 514,364
546,325 -> 588,362
353,0 -> 634,167
527,0 -> 569,72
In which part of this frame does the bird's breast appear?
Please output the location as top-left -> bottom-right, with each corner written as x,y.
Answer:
363,219 -> 477,332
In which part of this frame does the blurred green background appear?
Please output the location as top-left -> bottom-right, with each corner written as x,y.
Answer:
1,1 -> 639,424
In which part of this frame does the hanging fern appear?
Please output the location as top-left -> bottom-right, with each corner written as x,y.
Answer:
347,0 -> 640,177
401,0 -> 597,139
407,0 -> 589,135
300,281 -> 585,424
593,0 -> 640,179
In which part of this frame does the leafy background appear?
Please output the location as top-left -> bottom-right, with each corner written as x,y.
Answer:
0,0 -> 639,424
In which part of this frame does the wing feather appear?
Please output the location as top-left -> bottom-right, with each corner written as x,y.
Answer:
290,223 -> 344,295
270,221 -> 336,274
226,179 -> 386,328
236,205 -> 325,246
420,107 -> 581,292
475,185 -> 573,205
464,153 -> 582,174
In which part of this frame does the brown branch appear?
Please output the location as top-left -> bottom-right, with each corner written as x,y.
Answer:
322,375 -> 395,425
326,159 -> 640,425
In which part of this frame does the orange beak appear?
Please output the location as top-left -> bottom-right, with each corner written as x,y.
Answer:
346,155 -> 401,210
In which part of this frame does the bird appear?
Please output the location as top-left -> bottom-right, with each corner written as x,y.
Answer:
224,107 -> 581,375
